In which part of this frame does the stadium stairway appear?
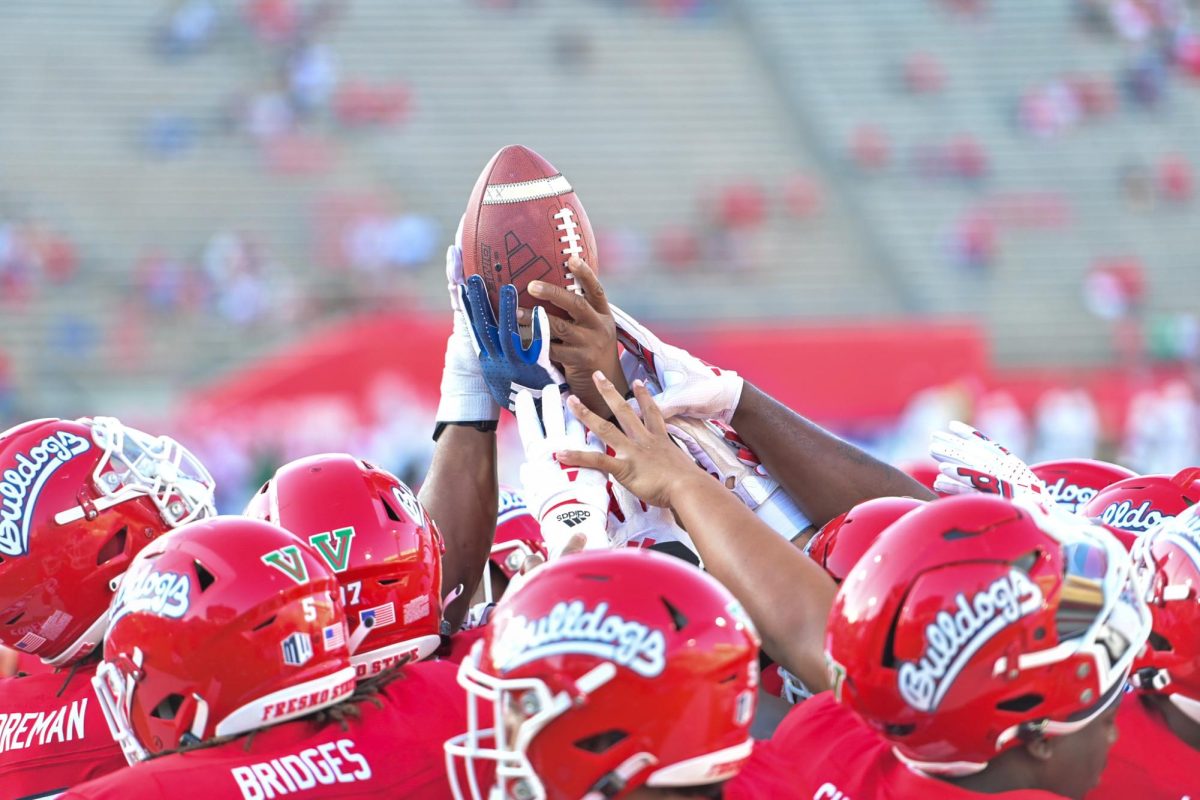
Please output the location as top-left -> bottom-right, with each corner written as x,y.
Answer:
737,0 -> 1200,366
0,0 -> 897,414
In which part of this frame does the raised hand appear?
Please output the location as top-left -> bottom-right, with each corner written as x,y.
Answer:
436,220 -> 500,425
513,384 -> 611,554
460,275 -> 566,412
518,257 -> 630,417
929,421 -> 1046,498
557,372 -> 707,510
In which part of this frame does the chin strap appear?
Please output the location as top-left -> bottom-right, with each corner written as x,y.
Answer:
1133,666 -> 1171,692
583,753 -> 657,800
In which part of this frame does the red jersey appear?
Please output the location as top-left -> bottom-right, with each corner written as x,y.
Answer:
1088,694 -> 1199,799
726,692 -> 1066,800
62,660 -> 477,800
16,651 -> 56,677
0,664 -> 126,799
438,626 -> 486,666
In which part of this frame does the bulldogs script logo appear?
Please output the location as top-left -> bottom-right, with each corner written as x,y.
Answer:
1099,500 -> 1172,534
109,567 -> 191,626
1042,478 -> 1097,513
898,569 -> 1043,713
490,600 -> 666,678
497,487 -> 529,525
0,431 -> 91,557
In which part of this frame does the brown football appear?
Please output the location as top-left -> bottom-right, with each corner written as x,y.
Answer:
461,145 -> 598,318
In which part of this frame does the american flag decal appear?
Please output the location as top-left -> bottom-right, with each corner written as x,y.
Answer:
14,632 -> 46,652
359,602 -> 396,629
323,623 -> 346,651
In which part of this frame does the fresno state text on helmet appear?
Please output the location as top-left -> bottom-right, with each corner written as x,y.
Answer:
259,677 -> 356,723
0,430 -> 91,557
897,569 -> 1043,713
489,600 -> 667,678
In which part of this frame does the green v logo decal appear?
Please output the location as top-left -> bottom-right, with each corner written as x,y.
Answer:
309,527 -> 355,573
261,545 -> 310,585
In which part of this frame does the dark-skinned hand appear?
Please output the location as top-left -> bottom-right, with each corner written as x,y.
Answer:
557,372 -> 708,509
517,257 -> 630,419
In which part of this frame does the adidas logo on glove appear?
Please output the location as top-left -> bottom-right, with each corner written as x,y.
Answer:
555,509 -> 593,528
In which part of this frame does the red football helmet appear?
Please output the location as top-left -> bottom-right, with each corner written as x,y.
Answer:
826,494 -> 1150,775
1031,458 -> 1137,515
1131,504 -> 1200,723
92,516 -> 355,765
1080,467 -> 1200,535
445,549 -> 760,800
483,486 -> 547,603
245,453 -> 444,680
0,416 -> 215,666
806,496 -> 925,583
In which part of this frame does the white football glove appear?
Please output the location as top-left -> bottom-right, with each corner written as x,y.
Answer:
611,304 -> 744,424
436,216 -> 500,424
459,601 -> 498,631
929,421 -> 1045,498
514,385 -> 610,556
666,418 -> 811,539
606,479 -> 700,558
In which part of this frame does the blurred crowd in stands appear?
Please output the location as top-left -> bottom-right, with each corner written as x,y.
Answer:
889,376 -> 1200,478
3,0 -> 1200,510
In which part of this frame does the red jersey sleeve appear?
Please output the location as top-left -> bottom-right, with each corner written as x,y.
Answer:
726,692 -> 1067,800
0,666 -> 126,800
1087,695 -> 1200,800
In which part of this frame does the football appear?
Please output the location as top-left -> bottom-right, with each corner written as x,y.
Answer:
461,144 -> 598,318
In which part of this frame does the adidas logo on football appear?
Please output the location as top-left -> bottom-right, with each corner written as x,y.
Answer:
556,510 -> 591,528
504,231 -> 553,282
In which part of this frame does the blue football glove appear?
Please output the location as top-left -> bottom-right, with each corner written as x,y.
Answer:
460,275 -> 566,412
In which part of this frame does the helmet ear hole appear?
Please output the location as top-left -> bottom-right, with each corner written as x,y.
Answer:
660,598 -> 688,632
996,693 -> 1044,713
380,494 -> 402,522
97,527 -> 129,566
573,729 -> 628,754
150,694 -> 185,721
1148,631 -> 1173,653
194,561 -> 216,591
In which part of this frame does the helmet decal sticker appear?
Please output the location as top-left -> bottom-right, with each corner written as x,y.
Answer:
898,569 -> 1043,713
490,600 -> 667,678
308,527 -> 356,573
391,484 -> 423,523
1098,500 -> 1172,534
281,632 -> 314,667
0,430 -> 91,557
1041,478 -> 1098,513
261,546 -> 311,584
110,569 -> 192,626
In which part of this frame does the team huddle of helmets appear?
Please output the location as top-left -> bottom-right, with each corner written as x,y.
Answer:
1,270 -> 1196,799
